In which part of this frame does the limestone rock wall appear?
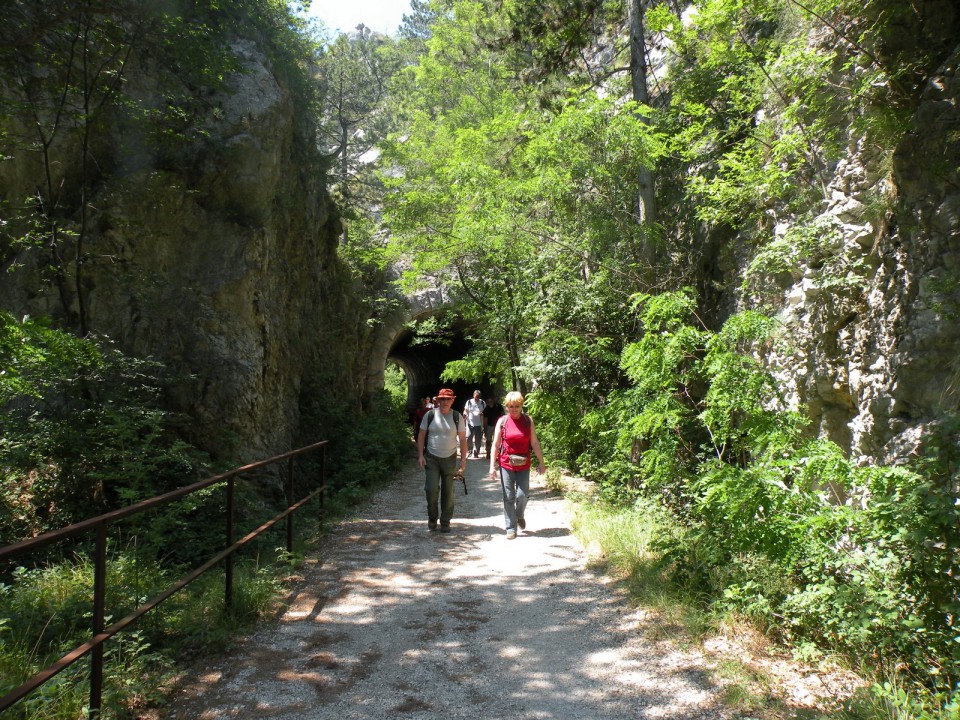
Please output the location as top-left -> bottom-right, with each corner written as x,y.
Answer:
0,38 -> 371,462
756,46 -> 960,465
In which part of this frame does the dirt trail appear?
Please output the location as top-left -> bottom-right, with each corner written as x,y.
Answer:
161,454 -> 737,719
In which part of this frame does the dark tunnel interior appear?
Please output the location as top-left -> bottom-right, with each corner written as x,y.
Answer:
387,322 -> 496,413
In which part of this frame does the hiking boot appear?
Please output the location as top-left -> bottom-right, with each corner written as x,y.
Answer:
506,529 -> 517,540
517,517 -> 526,530
428,521 -> 438,531
440,523 -> 451,533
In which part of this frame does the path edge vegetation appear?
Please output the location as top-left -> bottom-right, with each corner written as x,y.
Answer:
543,290 -> 959,720
0,313 -> 413,718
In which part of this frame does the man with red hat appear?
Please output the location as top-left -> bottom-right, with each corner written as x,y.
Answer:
416,387 -> 468,532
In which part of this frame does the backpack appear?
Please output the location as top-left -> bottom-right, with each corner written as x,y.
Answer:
423,408 -> 461,448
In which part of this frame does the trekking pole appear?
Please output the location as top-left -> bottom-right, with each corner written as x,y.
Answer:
455,470 -> 467,495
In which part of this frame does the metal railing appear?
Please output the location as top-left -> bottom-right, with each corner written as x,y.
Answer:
0,439 -> 328,717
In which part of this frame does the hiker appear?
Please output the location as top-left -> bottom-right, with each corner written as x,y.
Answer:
463,389 -> 486,458
488,391 -> 545,539
412,397 -> 428,441
482,396 -> 504,458
416,388 -> 468,533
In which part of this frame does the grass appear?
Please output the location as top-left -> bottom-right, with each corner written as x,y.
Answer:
0,388 -> 413,719
562,485 -> 959,720
0,551 -> 289,719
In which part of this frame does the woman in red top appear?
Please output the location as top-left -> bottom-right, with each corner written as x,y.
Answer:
488,391 -> 545,539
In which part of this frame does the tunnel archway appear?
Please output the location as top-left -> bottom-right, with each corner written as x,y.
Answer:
387,314 -> 494,411
361,285 -> 499,415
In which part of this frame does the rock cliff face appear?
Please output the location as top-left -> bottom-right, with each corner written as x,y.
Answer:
0,37 -> 371,461
757,46 -> 960,465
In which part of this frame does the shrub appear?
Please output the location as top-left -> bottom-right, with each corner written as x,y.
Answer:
0,313 -> 210,547
577,289 -> 960,693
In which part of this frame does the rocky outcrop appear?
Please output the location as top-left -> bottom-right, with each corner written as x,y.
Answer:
877,47 -> 960,461
759,45 -> 960,465
0,37 -> 371,462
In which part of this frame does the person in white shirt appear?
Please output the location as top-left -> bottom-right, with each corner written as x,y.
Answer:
463,390 -> 486,458
416,388 -> 468,532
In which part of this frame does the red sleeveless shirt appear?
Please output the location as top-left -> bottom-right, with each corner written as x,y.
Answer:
498,413 -> 532,471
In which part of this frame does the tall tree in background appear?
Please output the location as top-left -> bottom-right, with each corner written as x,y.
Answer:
317,27 -> 400,246
628,0 -> 657,235
382,0 -> 536,392
382,0 -> 662,395
501,0 -> 661,253
398,0 -> 442,48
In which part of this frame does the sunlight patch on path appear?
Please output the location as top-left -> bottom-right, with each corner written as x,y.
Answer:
157,456 -> 734,720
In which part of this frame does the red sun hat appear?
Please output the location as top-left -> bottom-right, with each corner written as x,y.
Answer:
436,388 -> 456,399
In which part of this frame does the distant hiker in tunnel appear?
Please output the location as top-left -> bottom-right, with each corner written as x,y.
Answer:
464,389 -> 486,458
412,397 -> 428,441
417,388 -> 468,533
489,391 -> 545,539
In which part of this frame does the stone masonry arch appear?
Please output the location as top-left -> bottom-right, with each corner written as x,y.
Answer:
362,285 -> 494,412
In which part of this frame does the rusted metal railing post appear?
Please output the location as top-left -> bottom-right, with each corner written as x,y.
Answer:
225,475 -> 235,609
91,521 -> 108,715
319,446 -> 326,530
286,457 -> 295,554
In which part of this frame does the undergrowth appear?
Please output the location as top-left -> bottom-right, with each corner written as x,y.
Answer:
0,554 -> 282,719
1,313 -> 413,717
569,496 -> 960,720
553,288 -> 960,719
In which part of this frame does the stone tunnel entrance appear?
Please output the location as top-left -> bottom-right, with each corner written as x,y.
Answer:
386,316 -> 496,412
362,287 -> 500,415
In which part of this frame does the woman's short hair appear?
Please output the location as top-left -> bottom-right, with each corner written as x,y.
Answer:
504,390 -> 524,407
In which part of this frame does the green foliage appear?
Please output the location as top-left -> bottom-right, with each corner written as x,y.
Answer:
777,461 -> 960,686
743,215 -> 873,304
369,0 -> 960,713
382,3 -> 663,399
571,495 -> 677,578
383,361 -> 409,411
844,676 -> 960,720
0,556 -> 170,718
586,288 -> 960,694
442,350 -> 498,386
499,0 -> 608,84
570,489 -> 960,717
318,27 -> 402,254
0,549 -> 283,718
651,0 -> 931,235
408,315 -> 456,348
1,313 -> 210,546
299,376 -> 411,509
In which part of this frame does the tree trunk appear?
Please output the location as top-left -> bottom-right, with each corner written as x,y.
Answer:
629,0 -> 657,232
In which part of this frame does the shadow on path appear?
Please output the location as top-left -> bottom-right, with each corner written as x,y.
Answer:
158,454 -> 736,720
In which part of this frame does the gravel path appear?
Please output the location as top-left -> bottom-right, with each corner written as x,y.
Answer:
163,454 -> 738,719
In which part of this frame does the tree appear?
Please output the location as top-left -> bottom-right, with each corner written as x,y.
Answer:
317,28 -> 400,246
398,0 -> 442,48
498,0 -> 661,246
628,0 -> 657,233
382,0 -> 662,396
